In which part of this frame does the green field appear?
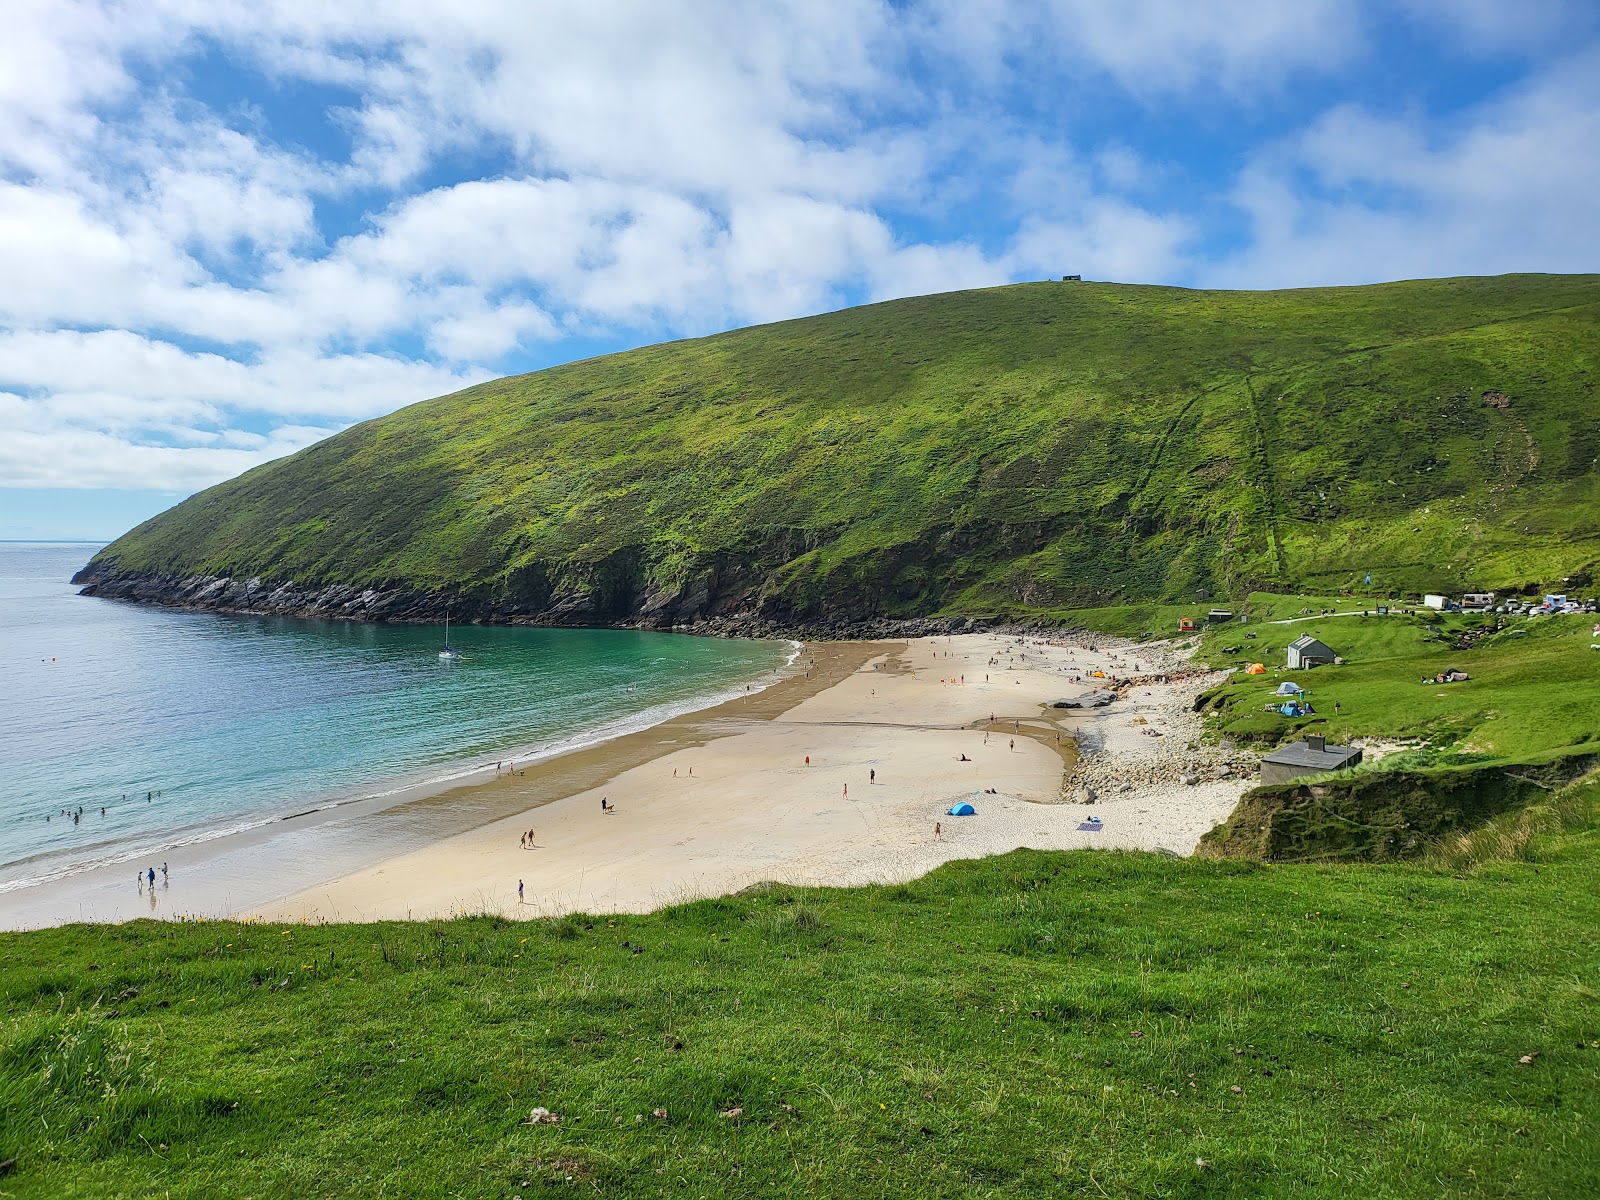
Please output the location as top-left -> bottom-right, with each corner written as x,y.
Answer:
1188,598 -> 1600,761
82,274 -> 1600,625
4,807 -> 1599,1198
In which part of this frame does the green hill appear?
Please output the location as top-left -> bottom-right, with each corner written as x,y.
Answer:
78,274 -> 1600,626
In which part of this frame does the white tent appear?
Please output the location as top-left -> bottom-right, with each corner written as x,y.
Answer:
1275,681 -> 1304,695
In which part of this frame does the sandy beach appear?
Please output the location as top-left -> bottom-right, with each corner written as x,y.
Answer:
251,630 -> 1249,924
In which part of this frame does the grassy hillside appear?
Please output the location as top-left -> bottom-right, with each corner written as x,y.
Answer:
1191,597 -> 1600,757
84,274 -> 1600,624
4,829 -> 1599,1198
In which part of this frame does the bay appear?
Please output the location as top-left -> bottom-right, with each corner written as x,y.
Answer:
0,543 -> 790,892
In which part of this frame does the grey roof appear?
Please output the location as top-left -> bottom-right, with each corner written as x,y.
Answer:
1262,740 -> 1361,770
1288,634 -> 1333,652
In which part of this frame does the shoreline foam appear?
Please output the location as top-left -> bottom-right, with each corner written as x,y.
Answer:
0,638 -> 811,928
251,632 -> 1247,925
1,631 -> 1249,930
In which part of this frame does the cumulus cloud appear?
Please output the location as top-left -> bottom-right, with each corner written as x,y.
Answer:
1210,48 -> 1600,287
0,0 -> 1594,530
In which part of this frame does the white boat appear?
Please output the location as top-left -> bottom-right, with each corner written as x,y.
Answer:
439,616 -> 462,661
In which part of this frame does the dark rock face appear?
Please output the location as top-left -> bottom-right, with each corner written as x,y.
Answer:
69,562 -> 993,642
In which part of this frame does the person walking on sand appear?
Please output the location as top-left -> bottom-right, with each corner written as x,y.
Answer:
518,879 -> 524,903
601,797 -> 609,812
1010,738 -> 1015,752
843,783 -> 849,799
935,821 -> 942,840
520,832 -> 527,849
869,768 -> 875,784
147,866 -> 155,888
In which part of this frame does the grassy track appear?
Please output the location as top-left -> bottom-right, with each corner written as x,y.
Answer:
82,274 -> 1600,623
4,825 -> 1599,1198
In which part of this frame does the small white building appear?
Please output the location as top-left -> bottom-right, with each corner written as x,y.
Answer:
1423,594 -> 1450,610
1286,634 -> 1336,669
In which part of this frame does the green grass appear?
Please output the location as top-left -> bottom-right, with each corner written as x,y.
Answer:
81,274 -> 1600,624
5,833 -> 1600,1199
1191,599 -> 1600,761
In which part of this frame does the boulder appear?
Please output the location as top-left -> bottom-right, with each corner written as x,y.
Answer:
1053,690 -> 1115,709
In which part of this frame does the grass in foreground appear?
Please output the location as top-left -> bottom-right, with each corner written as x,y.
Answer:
4,836 -> 1599,1198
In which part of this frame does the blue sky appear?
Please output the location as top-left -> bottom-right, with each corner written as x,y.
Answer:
2,0 -> 1598,540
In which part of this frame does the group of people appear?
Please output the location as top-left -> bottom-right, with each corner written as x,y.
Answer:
136,862 -> 168,892
48,790 -> 160,825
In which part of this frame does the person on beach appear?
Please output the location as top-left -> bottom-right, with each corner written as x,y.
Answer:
601,797 -> 609,812
147,867 -> 155,887
935,821 -> 942,840
1010,738 -> 1015,752
869,769 -> 876,784
161,862 -> 168,883
520,832 -> 527,848
805,755 -> 810,766
843,783 -> 849,799
518,879 -> 524,902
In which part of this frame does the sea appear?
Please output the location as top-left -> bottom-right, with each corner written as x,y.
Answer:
0,542 -> 793,915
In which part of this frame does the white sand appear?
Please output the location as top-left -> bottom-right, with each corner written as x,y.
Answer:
251,632 -> 1247,923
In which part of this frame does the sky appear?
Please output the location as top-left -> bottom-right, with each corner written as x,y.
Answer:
2,1 -> 1598,540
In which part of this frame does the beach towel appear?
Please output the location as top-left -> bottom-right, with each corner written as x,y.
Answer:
1077,820 -> 1103,832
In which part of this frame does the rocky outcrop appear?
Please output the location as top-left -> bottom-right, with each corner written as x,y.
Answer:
68,561 -> 998,641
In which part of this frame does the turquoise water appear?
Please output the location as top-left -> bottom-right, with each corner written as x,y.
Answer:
0,543 -> 790,889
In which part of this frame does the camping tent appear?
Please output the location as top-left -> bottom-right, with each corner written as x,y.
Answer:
1279,702 -> 1302,716
948,801 -> 977,816
1275,681 -> 1304,695
1245,663 -> 1267,675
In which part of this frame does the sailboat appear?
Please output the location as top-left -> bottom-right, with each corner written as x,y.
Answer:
439,616 -> 463,661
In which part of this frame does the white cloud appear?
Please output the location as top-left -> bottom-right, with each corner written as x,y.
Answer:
1210,48 -> 1600,287
0,0 -> 1594,515
918,0 -> 1362,99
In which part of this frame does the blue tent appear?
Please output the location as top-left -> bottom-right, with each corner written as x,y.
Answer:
948,801 -> 977,816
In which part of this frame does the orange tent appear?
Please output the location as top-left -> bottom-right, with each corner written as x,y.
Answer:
1178,617 -> 1197,632
1245,662 -> 1266,674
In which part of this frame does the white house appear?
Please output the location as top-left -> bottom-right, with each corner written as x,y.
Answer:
1286,634 -> 1336,669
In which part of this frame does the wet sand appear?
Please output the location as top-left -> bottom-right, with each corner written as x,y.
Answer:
1,631 -> 1247,929
0,641 -> 871,929
251,632 -> 1243,924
